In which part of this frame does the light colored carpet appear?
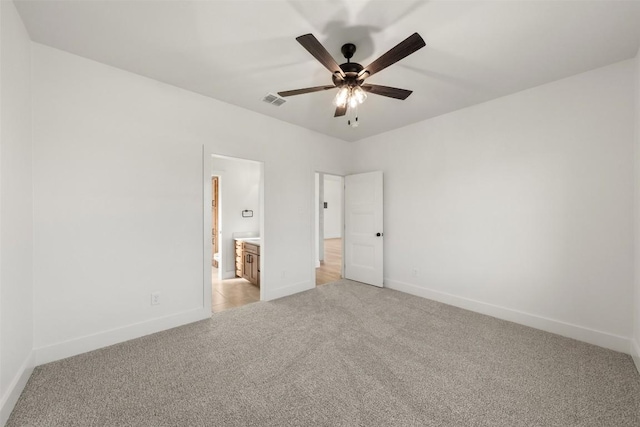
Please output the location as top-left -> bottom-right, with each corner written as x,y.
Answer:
7,280 -> 640,426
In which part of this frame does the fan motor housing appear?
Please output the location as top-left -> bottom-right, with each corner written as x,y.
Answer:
333,62 -> 364,86
340,62 -> 363,74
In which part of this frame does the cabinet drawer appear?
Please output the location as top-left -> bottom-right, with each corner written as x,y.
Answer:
243,242 -> 260,255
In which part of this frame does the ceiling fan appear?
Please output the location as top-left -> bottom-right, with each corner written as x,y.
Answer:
278,32 -> 426,126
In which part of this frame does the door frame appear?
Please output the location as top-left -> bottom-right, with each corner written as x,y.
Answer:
203,152 -> 265,310
311,170 -> 345,286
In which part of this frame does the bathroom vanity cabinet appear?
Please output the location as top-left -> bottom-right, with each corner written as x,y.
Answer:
235,239 -> 260,287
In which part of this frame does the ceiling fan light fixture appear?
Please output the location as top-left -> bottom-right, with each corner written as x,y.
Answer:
335,86 -> 367,110
334,87 -> 349,107
349,95 -> 358,109
353,86 -> 367,104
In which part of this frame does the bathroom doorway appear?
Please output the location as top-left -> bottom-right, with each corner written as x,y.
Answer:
211,155 -> 263,312
314,172 -> 344,286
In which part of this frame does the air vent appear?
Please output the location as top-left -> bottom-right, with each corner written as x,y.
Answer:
262,93 -> 287,106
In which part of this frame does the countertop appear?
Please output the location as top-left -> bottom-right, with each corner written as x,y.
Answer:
235,237 -> 261,246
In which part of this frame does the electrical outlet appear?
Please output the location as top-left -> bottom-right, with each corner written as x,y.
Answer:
281,270 -> 287,279
151,292 -> 161,306
412,268 -> 418,277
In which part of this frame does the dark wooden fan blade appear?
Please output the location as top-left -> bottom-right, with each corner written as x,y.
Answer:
334,105 -> 347,117
362,84 -> 413,100
359,33 -> 425,78
296,34 -> 345,78
278,85 -> 336,97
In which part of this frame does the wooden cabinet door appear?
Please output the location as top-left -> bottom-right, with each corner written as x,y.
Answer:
256,255 -> 260,287
251,255 -> 259,286
242,252 -> 252,283
242,252 -> 258,285
242,243 -> 260,286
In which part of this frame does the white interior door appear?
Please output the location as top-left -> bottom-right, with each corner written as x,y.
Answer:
344,171 -> 383,286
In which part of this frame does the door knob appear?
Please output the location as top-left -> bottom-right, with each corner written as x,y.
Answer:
376,232 -> 383,237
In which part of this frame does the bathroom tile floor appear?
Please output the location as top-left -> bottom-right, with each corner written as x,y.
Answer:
211,268 -> 260,313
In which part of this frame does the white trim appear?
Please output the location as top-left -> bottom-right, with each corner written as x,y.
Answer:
385,279 -> 631,354
34,308 -> 210,366
311,170 -> 319,286
0,352 -> 35,426
221,270 -> 236,280
631,339 -> 640,375
202,146 -> 213,314
263,280 -> 313,301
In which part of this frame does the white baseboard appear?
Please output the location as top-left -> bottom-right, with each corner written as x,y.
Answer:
263,280 -> 314,301
385,279 -> 630,354
0,351 -> 35,427
34,308 -> 211,366
222,270 -> 236,280
631,339 -> 640,375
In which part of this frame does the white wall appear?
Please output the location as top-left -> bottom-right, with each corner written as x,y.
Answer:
211,156 -> 260,278
323,174 -> 343,239
352,59 -> 636,353
0,1 -> 34,423
31,44 -> 351,365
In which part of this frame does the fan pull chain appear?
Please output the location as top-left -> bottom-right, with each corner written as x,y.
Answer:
347,104 -> 359,128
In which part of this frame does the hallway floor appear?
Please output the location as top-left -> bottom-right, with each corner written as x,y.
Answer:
316,238 -> 342,286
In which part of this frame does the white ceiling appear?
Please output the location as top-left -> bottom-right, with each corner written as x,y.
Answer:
14,0 -> 640,142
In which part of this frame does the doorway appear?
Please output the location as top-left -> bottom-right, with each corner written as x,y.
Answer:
315,173 -> 344,286
313,171 -> 384,288
211,155 -> 263,312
